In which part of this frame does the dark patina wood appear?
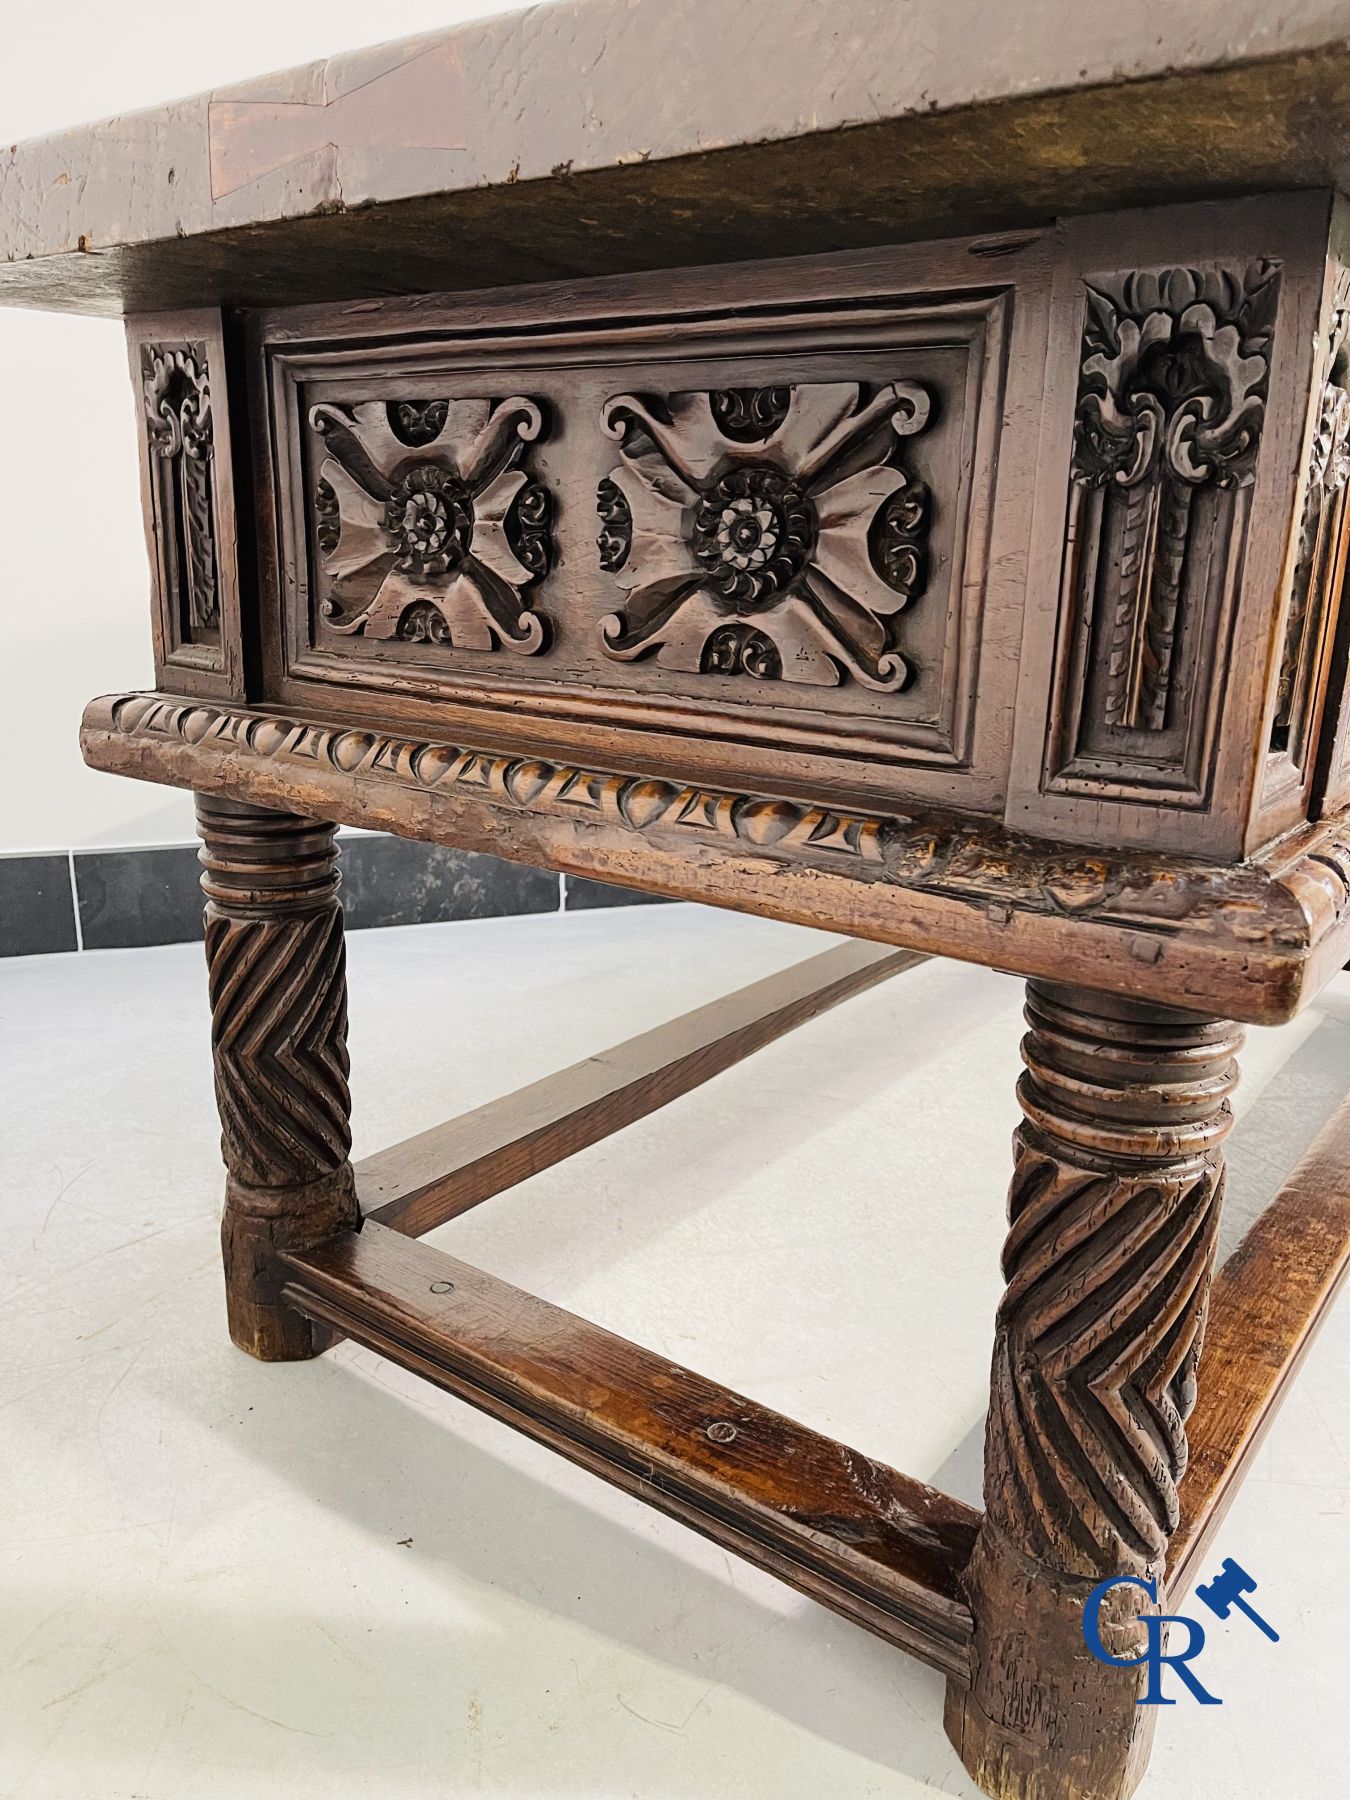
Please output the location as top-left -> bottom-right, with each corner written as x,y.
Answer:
83,692 -> 1350,1025
1169,1092 -> 1350,1597
196,794 -> 359,1359
7,10 -> 1350,1797
280,1218 -> 980,1679
948,983 -> 1241,1800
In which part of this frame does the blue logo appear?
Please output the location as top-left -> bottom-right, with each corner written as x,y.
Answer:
1083,1557 -> 1278,1705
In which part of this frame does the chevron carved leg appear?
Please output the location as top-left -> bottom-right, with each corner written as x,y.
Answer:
946,981 -> 1242,1800
196,795 -> 359,1361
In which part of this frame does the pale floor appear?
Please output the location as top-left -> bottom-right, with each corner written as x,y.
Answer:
2,906 -> 1347,1800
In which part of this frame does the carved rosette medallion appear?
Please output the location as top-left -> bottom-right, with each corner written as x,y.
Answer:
309,397 -> 553,654
143,342 -> 219,635
1272,265 -> 1350,765
1069,263 -> 1278,737
595,381 -> 933,690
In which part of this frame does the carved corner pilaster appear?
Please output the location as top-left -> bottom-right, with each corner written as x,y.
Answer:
128,309 -> 243,700
1045,261 -> 1280,807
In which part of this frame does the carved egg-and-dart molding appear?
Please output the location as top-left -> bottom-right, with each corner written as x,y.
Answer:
594,381 -> 933,691
309,397 -> 553,654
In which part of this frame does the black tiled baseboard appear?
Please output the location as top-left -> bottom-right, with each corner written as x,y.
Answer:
563,874 -> 674,911
0,855 -> 78,956
1,836 -> 673,957
338,837 -> 560,931
76,845 -> 205,950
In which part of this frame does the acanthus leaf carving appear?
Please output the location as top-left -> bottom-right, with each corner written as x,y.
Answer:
1071,262 -> 1278,736
1050,261 -> 1281,799
309,396 -> 553,655
142,341 -> 220,636
595,380 -> 933,692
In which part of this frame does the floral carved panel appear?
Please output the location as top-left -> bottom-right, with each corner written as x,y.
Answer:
594,382 -> 933,691
1048,260 -> 1281,802
308,397 -> 553,655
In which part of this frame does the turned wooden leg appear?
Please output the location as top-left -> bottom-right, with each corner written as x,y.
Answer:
195,794 -> 359,1361
946,980 -> 1243,1800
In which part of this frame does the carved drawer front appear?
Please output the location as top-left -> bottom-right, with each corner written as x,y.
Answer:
257,261 -> 1027,813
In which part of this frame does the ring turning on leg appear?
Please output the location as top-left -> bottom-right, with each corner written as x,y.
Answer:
947,980 -> 1243,1800
195,794 -> 359,1361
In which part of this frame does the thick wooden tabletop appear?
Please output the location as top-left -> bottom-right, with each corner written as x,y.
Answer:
3,0 -> 1350,314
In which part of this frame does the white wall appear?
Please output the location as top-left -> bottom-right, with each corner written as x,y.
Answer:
0,0 -> 524,853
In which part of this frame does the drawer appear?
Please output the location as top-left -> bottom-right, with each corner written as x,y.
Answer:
247,236 -> 1052,815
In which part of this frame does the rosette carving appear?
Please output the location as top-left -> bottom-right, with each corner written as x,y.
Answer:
309,396 -> 553,654
595,380 -> 933,691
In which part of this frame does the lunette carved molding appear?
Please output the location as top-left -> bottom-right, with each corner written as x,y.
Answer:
985,983 -> 1240,1579
1272,263 -> 1350,768
308,397 -> 553,654
143,342 -> 220,638
596,381 -> 932,691
1052,262 -> 1280,795
90,694 -> 1350,963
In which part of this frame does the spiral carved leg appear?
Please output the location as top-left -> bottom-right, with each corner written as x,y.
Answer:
946,981 -> 1242,1800
196,794 -> 359,1361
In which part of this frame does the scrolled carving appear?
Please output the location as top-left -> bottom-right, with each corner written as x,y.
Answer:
142,341 -> 220,635
985,983 -> 1241,1579
314,477 -> 340,557
1075,265 -> 1277,492
1050,262 -> 1282,798
309,395 -> 552,654
701,622 -> 782,679
596,380 -> 934,691
387,398 -> 449,447
710,386 -> 791,441
596,476 -> 632,572
1072,262 -> 1278,736
503,477 -> 552,580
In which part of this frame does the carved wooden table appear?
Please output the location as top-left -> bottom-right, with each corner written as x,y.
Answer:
7,8 -> 1350,1796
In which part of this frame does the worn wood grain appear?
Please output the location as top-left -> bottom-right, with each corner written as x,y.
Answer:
196,793 -> 359,1359
947,982 -> 1242,1800
362,940 -> 923,1237
1168,1091 -> 1350,1597
5,9 -> 1350,315
280,1219 -> 980,1678
80,692 -> 1350,1025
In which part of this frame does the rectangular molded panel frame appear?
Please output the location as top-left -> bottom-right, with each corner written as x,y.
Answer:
126,307 -> 245,701
245,233 -> 1053,819
1008,193 -> 1329,862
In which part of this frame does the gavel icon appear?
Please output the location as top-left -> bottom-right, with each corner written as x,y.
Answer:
1194,1558 -> 1280,1642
